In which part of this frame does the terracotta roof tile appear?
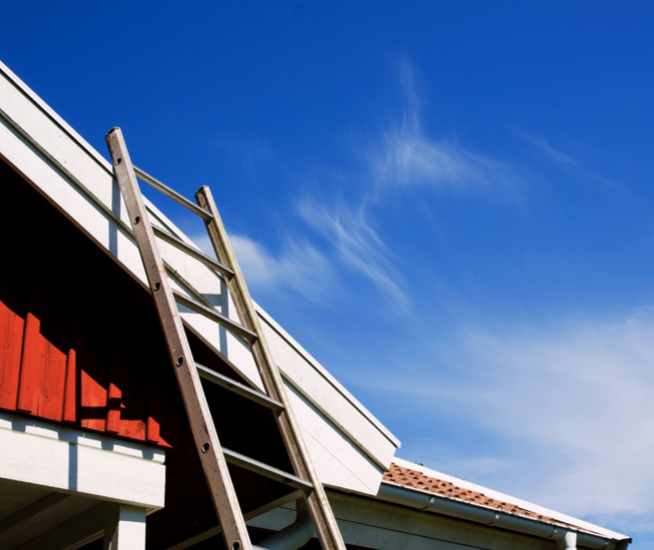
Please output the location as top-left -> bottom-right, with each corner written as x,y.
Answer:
383,463 -> 580,530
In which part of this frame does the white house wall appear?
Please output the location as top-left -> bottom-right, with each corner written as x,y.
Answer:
0,60 -> 400,495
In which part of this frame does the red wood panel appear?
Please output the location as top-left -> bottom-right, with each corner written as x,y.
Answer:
63,345 -> 77,423
0,266 -> 24,411
16,293 -> 42,414
0,260 -> 178,447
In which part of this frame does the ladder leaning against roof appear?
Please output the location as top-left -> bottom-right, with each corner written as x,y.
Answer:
105,128 -> 346,550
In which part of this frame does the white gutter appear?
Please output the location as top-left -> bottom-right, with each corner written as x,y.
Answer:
377,483 -> 631,550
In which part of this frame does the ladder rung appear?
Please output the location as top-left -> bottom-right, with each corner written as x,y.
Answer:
172,291 -> 258,343
134,165 -> 214,221
222,447 -> 313,492
152,225 -> 234,279
197,363 -> 284,413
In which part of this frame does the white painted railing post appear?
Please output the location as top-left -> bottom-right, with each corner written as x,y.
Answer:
104,504 -> 146,550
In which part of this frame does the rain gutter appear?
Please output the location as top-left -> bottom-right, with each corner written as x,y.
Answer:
377,483 -> 631,550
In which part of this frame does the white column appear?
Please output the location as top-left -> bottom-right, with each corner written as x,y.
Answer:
104,504 -> 146,550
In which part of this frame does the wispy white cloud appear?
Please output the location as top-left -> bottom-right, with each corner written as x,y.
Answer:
191,232 -> 336,304
232,234 -> 337,303
299,199 -> 409,313
369,61 -> 520,193
382,311 -> 654,526
518,131 -> 620,190
281,61 -> 520,312
518,132 -> 578,166
196,60 -> 522,312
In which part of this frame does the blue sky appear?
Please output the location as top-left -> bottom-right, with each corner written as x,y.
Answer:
4,1 -> 654,546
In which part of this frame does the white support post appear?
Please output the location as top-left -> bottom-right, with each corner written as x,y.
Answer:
104,504 -> 146,550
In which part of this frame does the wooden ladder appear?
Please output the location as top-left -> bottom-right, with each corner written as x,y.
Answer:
106,128 -> 345,550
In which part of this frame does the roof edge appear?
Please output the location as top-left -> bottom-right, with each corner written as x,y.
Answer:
0,60 -> 113,176
255,302 -> 401,447
393,458 -> 629,542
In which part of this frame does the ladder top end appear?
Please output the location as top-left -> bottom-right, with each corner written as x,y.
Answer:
105,127 -> 121,138
196,185 -> 210,194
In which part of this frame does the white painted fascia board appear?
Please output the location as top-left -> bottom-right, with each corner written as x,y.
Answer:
255,303 -> 400,448
0,60 -> 114,179
0,412 -> 166,509
393,457 -> 629,541
0,412 -> 166,463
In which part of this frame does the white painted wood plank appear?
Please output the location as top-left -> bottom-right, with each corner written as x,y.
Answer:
0,494 -> 98,550
0,62 -> 112,174
0,71 -> 265,391
0,479 -> 50,522
0,427 -> 165,509
257,305 -> 399,445
0,412 -> 165,463
329,492 -> 554,550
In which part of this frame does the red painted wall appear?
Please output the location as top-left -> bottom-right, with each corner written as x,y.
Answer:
0,273 -> 176,446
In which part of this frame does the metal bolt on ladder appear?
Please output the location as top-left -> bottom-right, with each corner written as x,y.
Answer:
106,128 -> 345,550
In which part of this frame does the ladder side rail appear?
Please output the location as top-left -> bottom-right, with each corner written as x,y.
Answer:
196,186 -> 346,550
106,129 -> 252,550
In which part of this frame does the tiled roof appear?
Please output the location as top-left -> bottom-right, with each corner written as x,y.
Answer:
383,462 -> 580,530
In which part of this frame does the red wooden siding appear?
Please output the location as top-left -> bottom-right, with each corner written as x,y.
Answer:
0,159 -> 194,449
0,253 -> 186,447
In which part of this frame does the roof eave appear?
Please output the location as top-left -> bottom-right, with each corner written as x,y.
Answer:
377,481 -> 631,550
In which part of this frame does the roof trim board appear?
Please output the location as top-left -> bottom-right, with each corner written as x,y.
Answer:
0,61 -> 113,181
256,304 -> 401,448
